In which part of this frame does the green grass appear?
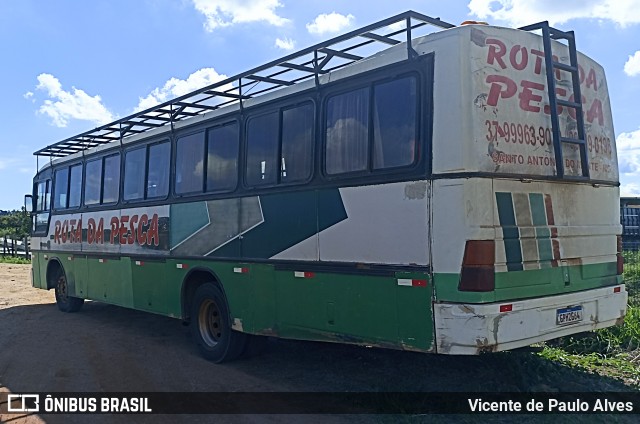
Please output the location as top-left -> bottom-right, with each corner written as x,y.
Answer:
538,251 -> 640,388
0,256 -> 31,264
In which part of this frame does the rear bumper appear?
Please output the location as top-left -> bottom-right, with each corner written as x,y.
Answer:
434,285 -> 628,354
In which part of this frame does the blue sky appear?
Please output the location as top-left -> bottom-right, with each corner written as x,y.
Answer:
1,0 -> 640,210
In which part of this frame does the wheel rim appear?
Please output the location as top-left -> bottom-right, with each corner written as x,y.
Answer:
198,299 -> 222,347
56,275 -> 68,302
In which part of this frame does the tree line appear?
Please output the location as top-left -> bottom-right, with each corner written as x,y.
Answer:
0,209 -> 31,240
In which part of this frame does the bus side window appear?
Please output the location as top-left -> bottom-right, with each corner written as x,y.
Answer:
325,87 -> 369,175
246,112 -> 279,186
148,141 -> 170,198
54,168 -> 69,209
207,123 -> 239,192
176,133 -> 204,195
124,147 -> 146,201
281,103 -> 313,183
84,159 -> 102,205
68,164 -> 82,208
103,154 -> 120,203
372,76 -> 418,169
34,180 -> 51,233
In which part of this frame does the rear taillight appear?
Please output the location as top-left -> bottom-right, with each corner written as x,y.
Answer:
617,235 -> 624,275
458,240 -> 495,292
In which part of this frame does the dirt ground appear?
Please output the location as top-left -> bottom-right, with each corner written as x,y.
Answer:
0,263 -> 637,424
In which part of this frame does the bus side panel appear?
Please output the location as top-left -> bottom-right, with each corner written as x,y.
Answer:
30,250 -> 42,288
131,259 -> 168,315
317,182 -> 430,266
274,269 -> 433,351
86,256 -> 133,308
74,256 -> 88,297
431,178 -> 496,303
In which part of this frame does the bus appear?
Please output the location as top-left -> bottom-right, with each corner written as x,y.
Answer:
27,11 -> 627,362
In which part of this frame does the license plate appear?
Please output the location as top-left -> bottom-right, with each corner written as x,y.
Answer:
556,305 -> 583,325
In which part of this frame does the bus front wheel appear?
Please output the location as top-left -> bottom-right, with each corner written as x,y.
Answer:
53,267 -> 84,313
191,283 -> 246,363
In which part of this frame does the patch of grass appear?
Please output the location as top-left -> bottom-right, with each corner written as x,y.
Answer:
0,256 -> 31,265
552,305 -> 640,355
540,251 -> 640,387
539,347 -> 640,388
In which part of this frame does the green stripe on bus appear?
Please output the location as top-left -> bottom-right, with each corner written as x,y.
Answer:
529,193 -> 553,266
495,192 -> 523,272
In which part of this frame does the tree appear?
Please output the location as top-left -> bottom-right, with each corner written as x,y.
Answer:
0,209 -> 31,240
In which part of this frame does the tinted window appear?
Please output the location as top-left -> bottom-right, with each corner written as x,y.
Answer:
207,123 -> 238,192
84,159 -> 102,205
281,104 -> 313,182
34,180 -> 50,233
246,112 -> 279,186
68,164 -> 82,208
325,87 -> 369,174
124,147 -> 146,201
103,154 -> 120,203
36,180 -> 50,211
176,132 -> 204,194
373,77 -> 417,169
148,142 -> 170,198
54,168 -> 69,209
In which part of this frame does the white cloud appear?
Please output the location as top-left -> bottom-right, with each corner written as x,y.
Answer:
0,158 -> 18,171
624,51 -> 640,77
621,182 -> 640,197
306,12 -> 355,35
617,128 -> 640,178
386,21 -> 406,33
468,0 -> 640,27
275,37 -> 295,50
33,73 -> 113,128
135,67 -> 230,112
191,0 -> 288,31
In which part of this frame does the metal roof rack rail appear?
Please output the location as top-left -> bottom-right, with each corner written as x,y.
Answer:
34,10 -> 454,158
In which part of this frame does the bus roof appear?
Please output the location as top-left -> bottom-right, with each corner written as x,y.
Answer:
34,10 -> 455,158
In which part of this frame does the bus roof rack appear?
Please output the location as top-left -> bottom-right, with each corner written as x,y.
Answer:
34,10 -> 455,158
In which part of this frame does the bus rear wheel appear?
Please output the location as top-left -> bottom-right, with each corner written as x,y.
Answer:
191,283 -> 246,363
53,268 -> 84,313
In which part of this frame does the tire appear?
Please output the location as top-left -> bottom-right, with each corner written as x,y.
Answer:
190,283 -> 246,363
53,267 -> 84,313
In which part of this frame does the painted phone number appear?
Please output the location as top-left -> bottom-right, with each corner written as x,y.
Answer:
485,120 -> 612,157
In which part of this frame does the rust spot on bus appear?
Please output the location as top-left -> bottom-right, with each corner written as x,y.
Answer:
475,338 -> 498,354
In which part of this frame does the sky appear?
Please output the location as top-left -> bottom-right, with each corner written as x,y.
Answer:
1,0 -> 640,210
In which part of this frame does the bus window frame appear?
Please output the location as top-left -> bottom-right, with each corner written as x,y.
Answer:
242,98 -> 316,190
171,118 -> 242,198
83,151 -> 122,208
52,161 -> 84,211
32,176 -> 52,235
122,139 -> 171,205
321,70 -> 423,181
205,120 -> 241,195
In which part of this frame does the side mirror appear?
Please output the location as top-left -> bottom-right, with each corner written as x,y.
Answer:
24,194 -> 33,213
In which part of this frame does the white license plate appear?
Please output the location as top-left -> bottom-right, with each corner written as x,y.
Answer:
556,305 -> 583,325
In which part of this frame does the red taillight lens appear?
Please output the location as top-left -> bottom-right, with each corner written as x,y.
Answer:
499,304 -> 513,312
458,240 -> 495,292
617,254 -> 624,275
617,235 -> 624,275
617,235 -> 623,253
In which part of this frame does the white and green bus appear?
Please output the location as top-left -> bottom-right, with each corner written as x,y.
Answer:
27,11 -> 627,362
